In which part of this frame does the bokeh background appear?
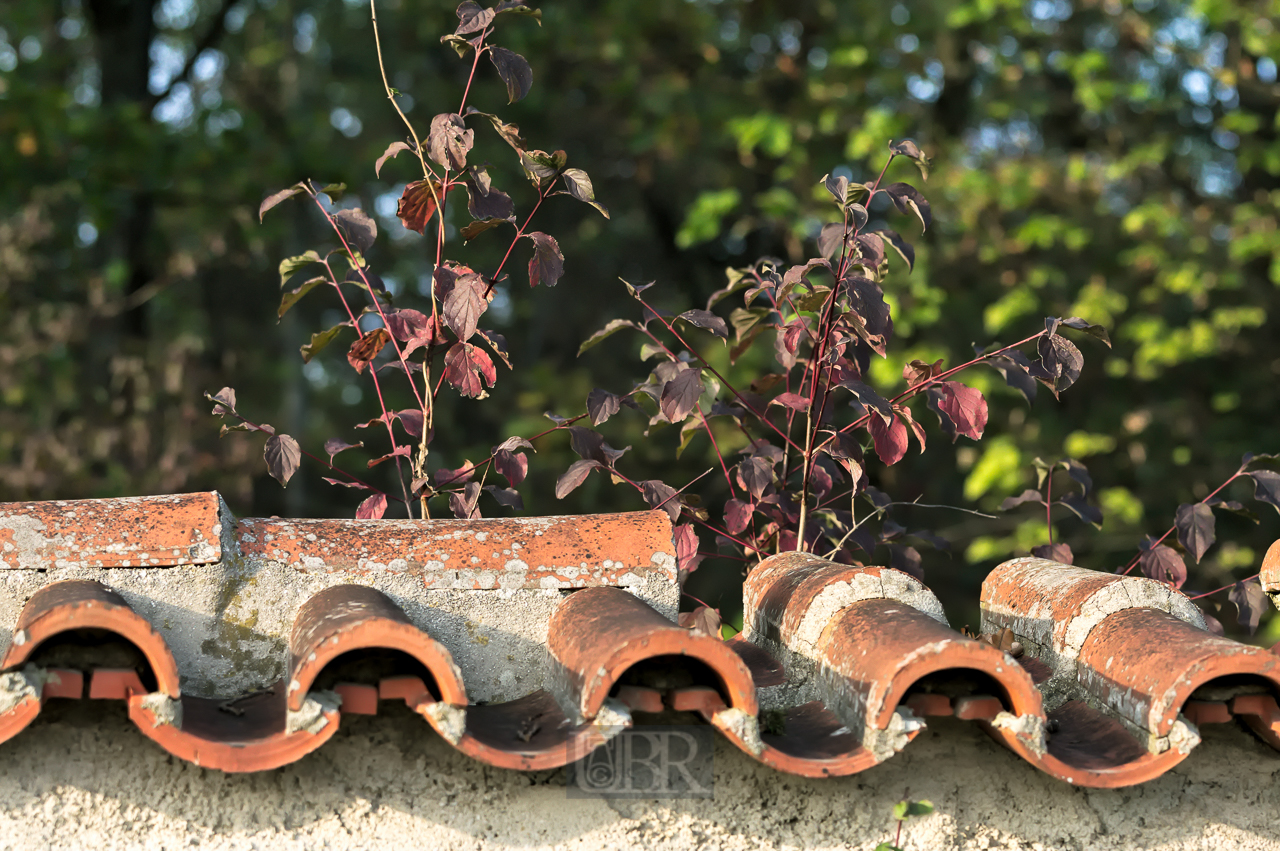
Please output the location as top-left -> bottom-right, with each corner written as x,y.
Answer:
2,0 -> 1277,634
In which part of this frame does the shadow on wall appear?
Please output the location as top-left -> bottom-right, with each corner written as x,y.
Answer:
2,702 -> 1278,849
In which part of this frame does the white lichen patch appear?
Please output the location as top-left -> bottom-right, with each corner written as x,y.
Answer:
863,706 -> 925,762
712,707 -> 764,756
139,692 -> 183,728
422,701 -> 466,745
991,711 -> 1047,757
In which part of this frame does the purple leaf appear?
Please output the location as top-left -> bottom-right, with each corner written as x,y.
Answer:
322,477 -> 372,491
259,184 -> 304,222
494,449 -> 528,487
770,392 -> 811,413
1000,489 -> 1045,511
736,457 -> 774,500
333,208 -> 377,253
567,426 -> 607,464
375,141 -> 413,177
587,388 -> 622,426
641,480 -> 680,523
435,462 -> 476,486
1251,470 -> 1280,515
1139,544 -> 1187,589
443,275 -> 487,342
1175,503 -> 1216,563
887,544 -> 923,581
486,486 -> 523,510
208,387 -> 237,416
660,368 -> 703,424
449,481 -> 482,519
524,232 -> 564,288
674,524 -> 703,582
1031,543 -> 1074,564
1057,493 -> 1103,528
264,434 -> 301,486
488,46 -> 533,103
579,319 -> 640,356
356,493 -> 388,520
396,409 -> 424,439
1035,334 -> 1084,398
1229,578 -> 1267,635
676,309 -> 728,340
875,228 -> 915,271
555,459 -> 603,498
324,437 -> 363,462
427,113 -> 474,170
882,182 -> 931,231
560,168 -> 609,218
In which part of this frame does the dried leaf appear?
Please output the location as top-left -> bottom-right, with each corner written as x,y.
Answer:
1035,334 -> 1084,398
368,445 -> 411,468
676,309 -> 728,341
579,319 -> 640,356
680,606 -> 721,638
674,523 -> 703,581
1001,489 -> 1045,511
347,327 -> 391,374
300,324 -> 346,363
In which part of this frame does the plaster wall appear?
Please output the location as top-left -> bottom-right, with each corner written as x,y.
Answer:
1,701 -> 1278,850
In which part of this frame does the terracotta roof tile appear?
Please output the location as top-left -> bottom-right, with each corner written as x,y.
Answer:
1,491 -> 1278,785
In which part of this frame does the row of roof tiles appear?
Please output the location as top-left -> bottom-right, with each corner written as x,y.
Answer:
2,492 -> 1279,786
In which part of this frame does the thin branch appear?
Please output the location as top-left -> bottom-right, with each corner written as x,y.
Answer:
148,0 -> 238,109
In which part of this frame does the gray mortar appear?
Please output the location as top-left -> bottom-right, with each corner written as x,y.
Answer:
0,548 -> 677,706
5,704 -> 1279,849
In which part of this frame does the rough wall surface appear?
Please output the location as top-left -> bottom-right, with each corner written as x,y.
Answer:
1,703 -> 1277,851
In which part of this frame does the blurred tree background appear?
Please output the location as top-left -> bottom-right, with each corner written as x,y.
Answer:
1,0 -> 1277,633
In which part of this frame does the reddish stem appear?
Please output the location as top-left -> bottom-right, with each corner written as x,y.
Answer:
1120,472 -> 1243,575
1188,572 -> 1259,601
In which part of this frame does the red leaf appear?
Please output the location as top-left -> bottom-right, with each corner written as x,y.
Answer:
674,524 -> 703,580
770,392 -> 811,413
494,449 -> 528,487
443,342 -> 497,398
435,461 -> 476,486
641,480 -> 681,523
367,445 -> 411,468
1175,503 -> 1216,563
937,381 -> 987,441
679,606 -> 722,639
322,477 -> 372,490
356,493 -> 388,520
725,499 -> 753,535
397,180 -> 452,234
869,414 -> 908,466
